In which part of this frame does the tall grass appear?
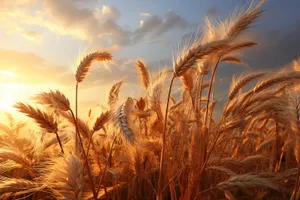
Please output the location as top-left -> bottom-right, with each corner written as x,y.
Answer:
1,0 -> 300,199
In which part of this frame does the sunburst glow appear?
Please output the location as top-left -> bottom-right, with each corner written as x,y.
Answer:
0,94 -> 14,111
0,71 -> 16,78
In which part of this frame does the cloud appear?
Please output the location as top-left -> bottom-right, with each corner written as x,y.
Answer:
94,5 -> 121,21
0,48 -> 148,90
0,0 -> 35,8
21,30 -> 43,43
0,49 -> 74,86
133,10 -> 189,43
0,0 -> 190,47
38,0 -> 130,46
0,0 -> 130,48
140,12 -> 152,17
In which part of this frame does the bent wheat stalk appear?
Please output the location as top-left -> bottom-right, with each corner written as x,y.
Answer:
75,51 -> 112,147
74,52 -> 112,200
204,55 -> 222,128
14,102 -> 64,154
157,76 -> 175,200
96,134 -> 118,197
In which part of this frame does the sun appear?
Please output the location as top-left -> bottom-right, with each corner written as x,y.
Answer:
0,93 -> 15,111
0,71 -> 17,111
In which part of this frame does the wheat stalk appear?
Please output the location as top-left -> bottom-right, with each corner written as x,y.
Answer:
226,0 -> 265,38
34,90 -> 70,111
108,80 -> 123,107
93,110 -> 112,132
61,112 -> 91,139
174,39 -> 230,77
254,72 -> 300,93
14,102 -> 66,154
208,166 -> 237,176
228,72 -> 266,100
217,174 -> 279,191
44,154 -> 85,200
14,102 -> 57,133
221,56 -> 243,64
116,98 -> 135,144
0,177 -> 40,195
136,60 -> 150,89
75,51 -> 112,83
180,68 -> 196,91
0,148 -> 32,168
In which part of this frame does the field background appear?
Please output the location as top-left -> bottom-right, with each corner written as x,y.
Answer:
1,0 -> 300,199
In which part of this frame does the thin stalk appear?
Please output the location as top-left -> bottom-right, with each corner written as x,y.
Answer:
193,187 -> 217,200
294,163 -> 300,200
239,91 -> 254,113
162,168 -> 183,192
86,130 -> 95,156
70,109 -> 97,200
195,74 -> 204,125
199,126 -> 221,176
157,76 -> 175,200
146,178 -> 157,195
198,75 -> 204,112
144,119 -> 148,137
84,130 -> 101,170
54,132 -> 64,154
275,123 -> 280,172
199,101 -> 231,177
295,131 -> 300,200
75,82 -> 79,149
231,120 -> 252,157
96,134 -> 118,196
208,75 -> 217,128
204,56 -> 222,128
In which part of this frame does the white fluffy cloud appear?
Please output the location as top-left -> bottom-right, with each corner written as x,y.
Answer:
0,0 -> 190,47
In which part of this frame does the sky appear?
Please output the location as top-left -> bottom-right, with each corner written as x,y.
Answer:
0,0 -> 300,119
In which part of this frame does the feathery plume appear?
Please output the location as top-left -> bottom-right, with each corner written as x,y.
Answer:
174,39 -> 230,77
228,72 -> 265,100
115,98 -> 135,144
14,102 -> 57,133
93,110 -> 112,132
76,51 -> 112,83
34,90 -> 70,111
108,80 -> 123,107
136,60 -> 150,89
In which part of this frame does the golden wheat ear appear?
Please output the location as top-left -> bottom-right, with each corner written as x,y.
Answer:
14,102 -> 58,133
226,0 -> 265,38
34,90 -> 70,111
221,56 -> 243,64
76,51 -> 112,83
115,97 -> 135,144
174,39 -> 230,77
228,72 -> 266,100
136,59 -> 150,89
108,80 -> 123,107
0,177 -> 41,196
217,174 -> 280,191
42,154 -> 85,199
254,72 -> 300,93
93,110 -> 112,132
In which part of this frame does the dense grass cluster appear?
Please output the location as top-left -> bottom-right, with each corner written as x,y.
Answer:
1,0 -> 300,199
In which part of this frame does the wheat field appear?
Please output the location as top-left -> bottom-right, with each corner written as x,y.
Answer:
1,0 -> 300,199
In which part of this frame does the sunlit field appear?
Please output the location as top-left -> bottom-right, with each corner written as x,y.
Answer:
2,0 -> 300,199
